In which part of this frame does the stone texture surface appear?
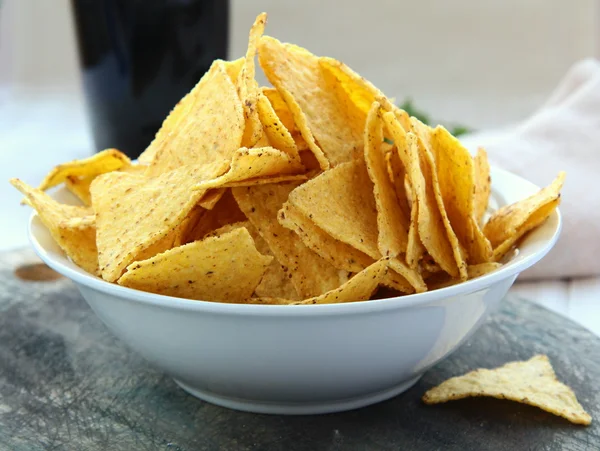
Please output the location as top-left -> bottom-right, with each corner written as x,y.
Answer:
0,248 -> 598,450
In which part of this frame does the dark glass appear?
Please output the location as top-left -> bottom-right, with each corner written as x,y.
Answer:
71,0 -> 229,158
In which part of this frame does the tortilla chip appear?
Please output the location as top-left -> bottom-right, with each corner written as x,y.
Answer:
65,175 -> 93,206
232,182 -> 347,298
388,257 -> 427,293
91,160 -> 229,282
492,198 -> 561,262
294,258 -> 388,305
385,149 -> 411,221
422,355 -> 591,425
238,13 -> 267,148
37,149 -> 130,192
279,202 -> 373,272
256,92 -> 301,164
364,102 -> 409,256
261,87 -> 297,133
214,219 -> 303,300
382,112 -> 425,268
198,189 -> 225,210
430,126 -> 492,264
145,60 -> 244,175
467,262 -> 501,279
11,179 -> 98,274
319,57 -> 383,120
192,147 -> 301,191
258,36 -> 362,168
118,227 -> 272,302
409,121 -> 467,279
181,189 -> 247,244
222,173 -> 308,188
484,172 -> 565,260
473,147 -> 491,226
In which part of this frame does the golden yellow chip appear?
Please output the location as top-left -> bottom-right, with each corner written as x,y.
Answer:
279,201 -> 373,272
467,262 -> 501,279
408,121 -> 467,280
65,175 -> 93,206
256,91 -> 301,164
145,59 -> 244,175
484,172 -> 565,260
261,87 -> 297,133
258,36 -> 362,168
422,355 -> 591,425
198,189 -> 225,210
11,179 -> 98,274
138,58 -> 244,166
37,149 -> 130,192
473,147 -> 491,226
388,258 -> 427,293
235,219 -> 301,301
492,199 -> 561,262
181,189 -> 247,244
237,13 -> 267,148
388,128 -> 457,277
287,158 -> 380,259
232,182 -> 348,298
382,112 -> 424,268
319,57 -> 383,120
364,102 -> 409,257
193,147 -> 301,191
118,227 -> 272,302
91,160 -> 229,282
430,125 -> 492,264
294,258 -> 388,305
222,173 -> 308,188
385,149 -> 411,221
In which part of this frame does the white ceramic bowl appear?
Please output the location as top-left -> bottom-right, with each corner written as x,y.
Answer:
28,167 -> 561,415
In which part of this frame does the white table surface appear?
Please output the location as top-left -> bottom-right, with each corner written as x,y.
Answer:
2,88 -> 599,337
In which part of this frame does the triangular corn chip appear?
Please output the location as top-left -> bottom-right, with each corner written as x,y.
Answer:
232,182 -> 347,298
258,36 -> 362,169
279,201 -> 373,272
145,60 -> 244,175
253,259 -> 387,305
423,355 -> 591,425
287,159 -> 380,259
484,172 -> 565,260
409,120 -> 467,280
256,92 -> 301,164
492,199 -> 561,262
364,102 -> 409,257
261,87 -> 297,133
118,227 -> 272,302
38,149 -> 130,192
381,112 -> 425,268
11,179 -> 98,274
237,13 -> 267,148
181,189 -> 247,244
430,126 -> 492,264
319,57 -> 383,120
388,258 -> 427,293
294,258 -> 388,305
193,147 -> 301,191
91,160 -> 229,282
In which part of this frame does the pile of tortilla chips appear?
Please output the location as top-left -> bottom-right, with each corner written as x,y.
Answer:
10,13 -> 565,305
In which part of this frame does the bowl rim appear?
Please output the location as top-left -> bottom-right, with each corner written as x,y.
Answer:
28,166 -> 562,317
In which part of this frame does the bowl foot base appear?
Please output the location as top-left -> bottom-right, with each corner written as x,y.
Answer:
174,375 -> 422,415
